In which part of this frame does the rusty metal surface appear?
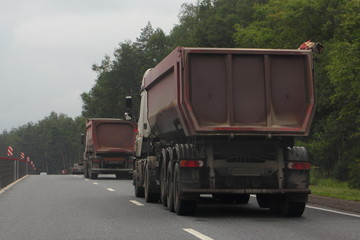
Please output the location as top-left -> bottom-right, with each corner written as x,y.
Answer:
144,47 -> 315,138
85,119 -> 136,155
185,50 -> 314,135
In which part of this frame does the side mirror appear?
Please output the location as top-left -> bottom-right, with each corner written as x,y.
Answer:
125,96 -> 132,109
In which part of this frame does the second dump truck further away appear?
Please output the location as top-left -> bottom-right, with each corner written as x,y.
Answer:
83,118 -> 136,179
130,44 -> 320,216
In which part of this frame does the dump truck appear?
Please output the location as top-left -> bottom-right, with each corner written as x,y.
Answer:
83,118 -> 136,179
128,44 -> 320,216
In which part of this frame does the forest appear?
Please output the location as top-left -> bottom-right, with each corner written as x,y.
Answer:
1,0 -> 359,187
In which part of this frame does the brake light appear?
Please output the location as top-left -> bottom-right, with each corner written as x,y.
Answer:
288,162 -> 311,170
179,160 -> 204,167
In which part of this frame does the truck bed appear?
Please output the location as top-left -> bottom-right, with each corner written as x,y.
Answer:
143,47 -> 315,138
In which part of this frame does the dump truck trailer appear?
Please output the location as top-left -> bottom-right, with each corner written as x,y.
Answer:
83,118 -> 136,179
130,45 -> 318,216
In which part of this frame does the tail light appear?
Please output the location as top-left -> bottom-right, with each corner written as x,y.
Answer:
287,162 -> 311,170
179,160 -> 204,168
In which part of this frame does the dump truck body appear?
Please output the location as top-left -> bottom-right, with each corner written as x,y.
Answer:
132,47 -> 315,217
83,118 -> 136,179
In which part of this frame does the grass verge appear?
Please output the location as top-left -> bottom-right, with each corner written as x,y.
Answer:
310,178 -> 360,202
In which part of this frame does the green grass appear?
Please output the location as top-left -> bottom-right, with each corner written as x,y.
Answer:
310,178 -> 360,202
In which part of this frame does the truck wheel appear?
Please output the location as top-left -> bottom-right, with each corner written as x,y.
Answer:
90,172 -> 98,179
160,162 -> 168,207
256,194 -> 272,208
84,168 -> 88,178
167,163 -> 175,212
116,172 -> 126,179
215,194 -> 250,204
83,163 -> 89,178
281,201 -> 306,217
233,194 -> 250,204
134,171 -> 145,198
144,164 -> 159,203
173,163 -> 197,216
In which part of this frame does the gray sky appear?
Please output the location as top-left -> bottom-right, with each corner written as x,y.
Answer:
0,0 -> 196,132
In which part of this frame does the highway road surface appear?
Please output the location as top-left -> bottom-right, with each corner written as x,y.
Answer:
0,175 -> 359,240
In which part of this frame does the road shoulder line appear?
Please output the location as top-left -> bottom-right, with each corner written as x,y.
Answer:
0,175 -> 29,196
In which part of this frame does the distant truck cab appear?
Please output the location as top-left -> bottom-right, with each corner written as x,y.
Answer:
83,118 -> 137,179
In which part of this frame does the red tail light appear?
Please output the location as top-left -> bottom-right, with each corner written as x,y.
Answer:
288,162 -> 311,170
179,160 -> 204,167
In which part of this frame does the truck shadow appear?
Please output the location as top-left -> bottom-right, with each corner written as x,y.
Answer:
192,197 -> 306,220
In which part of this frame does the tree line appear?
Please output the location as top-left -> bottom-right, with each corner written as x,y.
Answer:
0,113 -> 85,174
1,0 -> 359,187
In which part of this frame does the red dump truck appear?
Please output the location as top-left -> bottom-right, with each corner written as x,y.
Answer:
83,118 -> 136,179
128,44 -> 320,216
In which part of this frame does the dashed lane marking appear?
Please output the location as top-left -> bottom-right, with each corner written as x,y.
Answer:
106,188 -> 115,192
93,182 -> 99,185
129,200 -> 145,206
183,228 -> 214,240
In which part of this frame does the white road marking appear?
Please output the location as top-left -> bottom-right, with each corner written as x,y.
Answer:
93,182 -> 99,185
84,179 -> 89,182
183,228 -> 214,240
0,176 -> 28,196
129,200 -> 145,206
307,205 -> 360,218
106,188 -> 115,192
250,194 -> 360,218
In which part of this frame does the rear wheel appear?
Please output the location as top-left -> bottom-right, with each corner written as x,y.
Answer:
233,194 -> 250,204
282,201 -> 306,217
144,164 -> 159,203
89,172 -> 98,179
173,163 -> 197,216
166,163 -> 175,212
215,194 -> 250,204
134,170 -> 144,198
84,164 -> 89,178
160,161 -> 168,207
256,194 -> 272,208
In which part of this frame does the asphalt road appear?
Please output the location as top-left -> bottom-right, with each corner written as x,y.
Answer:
0,175 -> 359,240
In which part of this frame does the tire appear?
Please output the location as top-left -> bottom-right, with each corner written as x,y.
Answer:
234,194 -> 250,204
173,163 -> 197,216
216,194 -> 250,204
256,194 -> 272,208
144,164 -> 159,203
90,172 -> 98,179
84,166 -> 89,178
167,163 -> 175,212
116,172 -> 127,179
160,162 -> 168,207
134,170 -> 145,198
282,201 -> 306,217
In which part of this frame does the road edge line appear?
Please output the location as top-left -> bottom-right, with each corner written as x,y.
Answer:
0,175 -> 29,196
306,205 -> 360,218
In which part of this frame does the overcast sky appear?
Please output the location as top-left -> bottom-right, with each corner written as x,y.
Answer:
0,0 -> 196,132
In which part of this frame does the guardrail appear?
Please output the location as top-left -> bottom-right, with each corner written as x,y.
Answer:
0,157 -> 34,189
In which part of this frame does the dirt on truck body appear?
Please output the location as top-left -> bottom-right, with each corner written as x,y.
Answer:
129,44 -> 321,216
83,118 -> 136,179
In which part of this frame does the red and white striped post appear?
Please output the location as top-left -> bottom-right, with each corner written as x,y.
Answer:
7,146 -> 17,180
7,146 -> 13,157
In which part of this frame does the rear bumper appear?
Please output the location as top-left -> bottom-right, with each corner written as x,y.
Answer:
91,168 -> 132,174
182,188 -> 310,195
